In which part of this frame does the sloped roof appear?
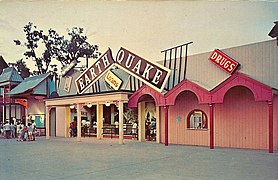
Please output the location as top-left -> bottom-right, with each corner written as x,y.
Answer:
0,56 -> 8,74
0,67 -> 23,84
7,73 -> 50,95
166,40 -> 278,91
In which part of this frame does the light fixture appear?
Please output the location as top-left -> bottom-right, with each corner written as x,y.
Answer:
70,105 -> 75,109
105,102 -> 110,107
87,103 -> 92,108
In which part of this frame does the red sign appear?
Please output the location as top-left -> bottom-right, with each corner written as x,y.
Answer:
209,49 -> 239,74
75,49 -> 114,94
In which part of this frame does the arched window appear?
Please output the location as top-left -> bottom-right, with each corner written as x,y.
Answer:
187,110 -> 208,129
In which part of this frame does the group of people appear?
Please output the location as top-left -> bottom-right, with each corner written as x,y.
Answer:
0,120 -> 37,141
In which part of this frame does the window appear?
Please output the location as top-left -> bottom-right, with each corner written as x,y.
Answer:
187,110 -> 208,129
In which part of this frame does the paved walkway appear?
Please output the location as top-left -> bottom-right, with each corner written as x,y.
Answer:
0,137 -> 277,180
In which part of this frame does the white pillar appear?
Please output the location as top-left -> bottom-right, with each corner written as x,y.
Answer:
77,104 -> 81,142
46,106 -> 50,140
97,104 -> 103,140
138,102 -> 146,142
156,106 -> 160,143
118,101 -> 124,144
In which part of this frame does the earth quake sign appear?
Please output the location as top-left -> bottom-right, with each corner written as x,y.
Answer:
75,47 -> 171,94
75,49 -> 114,94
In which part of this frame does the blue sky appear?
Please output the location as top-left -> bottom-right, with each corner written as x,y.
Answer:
0,0 -> 277,70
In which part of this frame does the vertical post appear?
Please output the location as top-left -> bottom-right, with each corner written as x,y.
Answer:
172,47 -> 177,88
138,102 -> 145,142
97,104 -> 103,140
65,106 -> 71,137
268,101 -> 273,153
45,106 -> 50,140
167,49 -> 172,90
209,103 -> 214,149
118,101 -> 124,144
9,84 -> 11,122
2,86 -> 4,124
77,104 -> 81,142
156,106 -> 160,143
164,106 -> 169,146
178,46 -> 183,83
183,45 -> 188,80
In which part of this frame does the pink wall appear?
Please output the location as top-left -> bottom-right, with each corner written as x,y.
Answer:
215,86 -> 268,150
159,86 -> 275,150
164,91 -> 209,146
273,95 -> 278,150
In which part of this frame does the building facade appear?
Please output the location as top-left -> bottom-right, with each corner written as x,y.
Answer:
43,40 -> 277,153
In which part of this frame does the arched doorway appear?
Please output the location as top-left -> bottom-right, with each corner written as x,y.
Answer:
49,108 -> 56,136
137,94 -> 158,142
215,86 -> 268,150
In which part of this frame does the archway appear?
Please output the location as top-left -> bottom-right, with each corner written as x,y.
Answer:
215,86 -> 268,150
136,94 -> 159,142
166,90 -> 209,146
49,108 -> 56,136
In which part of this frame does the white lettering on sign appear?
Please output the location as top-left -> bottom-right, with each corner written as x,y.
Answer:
209,49 -> 239,74
75,49 -> 114,94
115,47 -> 171,92
75,47 -> 171,94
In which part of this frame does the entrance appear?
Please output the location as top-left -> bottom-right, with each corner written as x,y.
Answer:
145,102 -> 156,141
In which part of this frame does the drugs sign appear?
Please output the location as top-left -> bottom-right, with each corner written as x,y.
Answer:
209,49 -> 239,74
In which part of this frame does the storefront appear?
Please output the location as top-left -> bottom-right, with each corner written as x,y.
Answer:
129,40 -> 278,153
44,40 -> 277,153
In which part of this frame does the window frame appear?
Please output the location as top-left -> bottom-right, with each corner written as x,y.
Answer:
187,109 -> 208,130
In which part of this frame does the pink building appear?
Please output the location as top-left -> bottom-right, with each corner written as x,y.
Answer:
129,40 -> 278,153
43,40 -> 277,153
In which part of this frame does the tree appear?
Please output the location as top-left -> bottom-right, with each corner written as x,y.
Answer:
15,22 -> 100,75
8,59 -> 31,79
14,22 -> 52,75
49,27 -> 101,67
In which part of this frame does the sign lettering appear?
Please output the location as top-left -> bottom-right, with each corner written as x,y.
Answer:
115,47 -> 171,92
75,49 -> 114,94
209,49 -> 239,74
105,71 -> 122,90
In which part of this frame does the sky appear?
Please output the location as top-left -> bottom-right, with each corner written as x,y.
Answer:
0,0 -> 277,71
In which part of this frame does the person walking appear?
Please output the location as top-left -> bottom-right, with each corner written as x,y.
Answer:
3,121 -> 11,139
10,122 -> 16,139
27,123 -> 34,141
0,122 -> 3,137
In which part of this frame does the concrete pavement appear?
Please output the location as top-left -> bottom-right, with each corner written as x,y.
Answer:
0,137 -> 277,180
